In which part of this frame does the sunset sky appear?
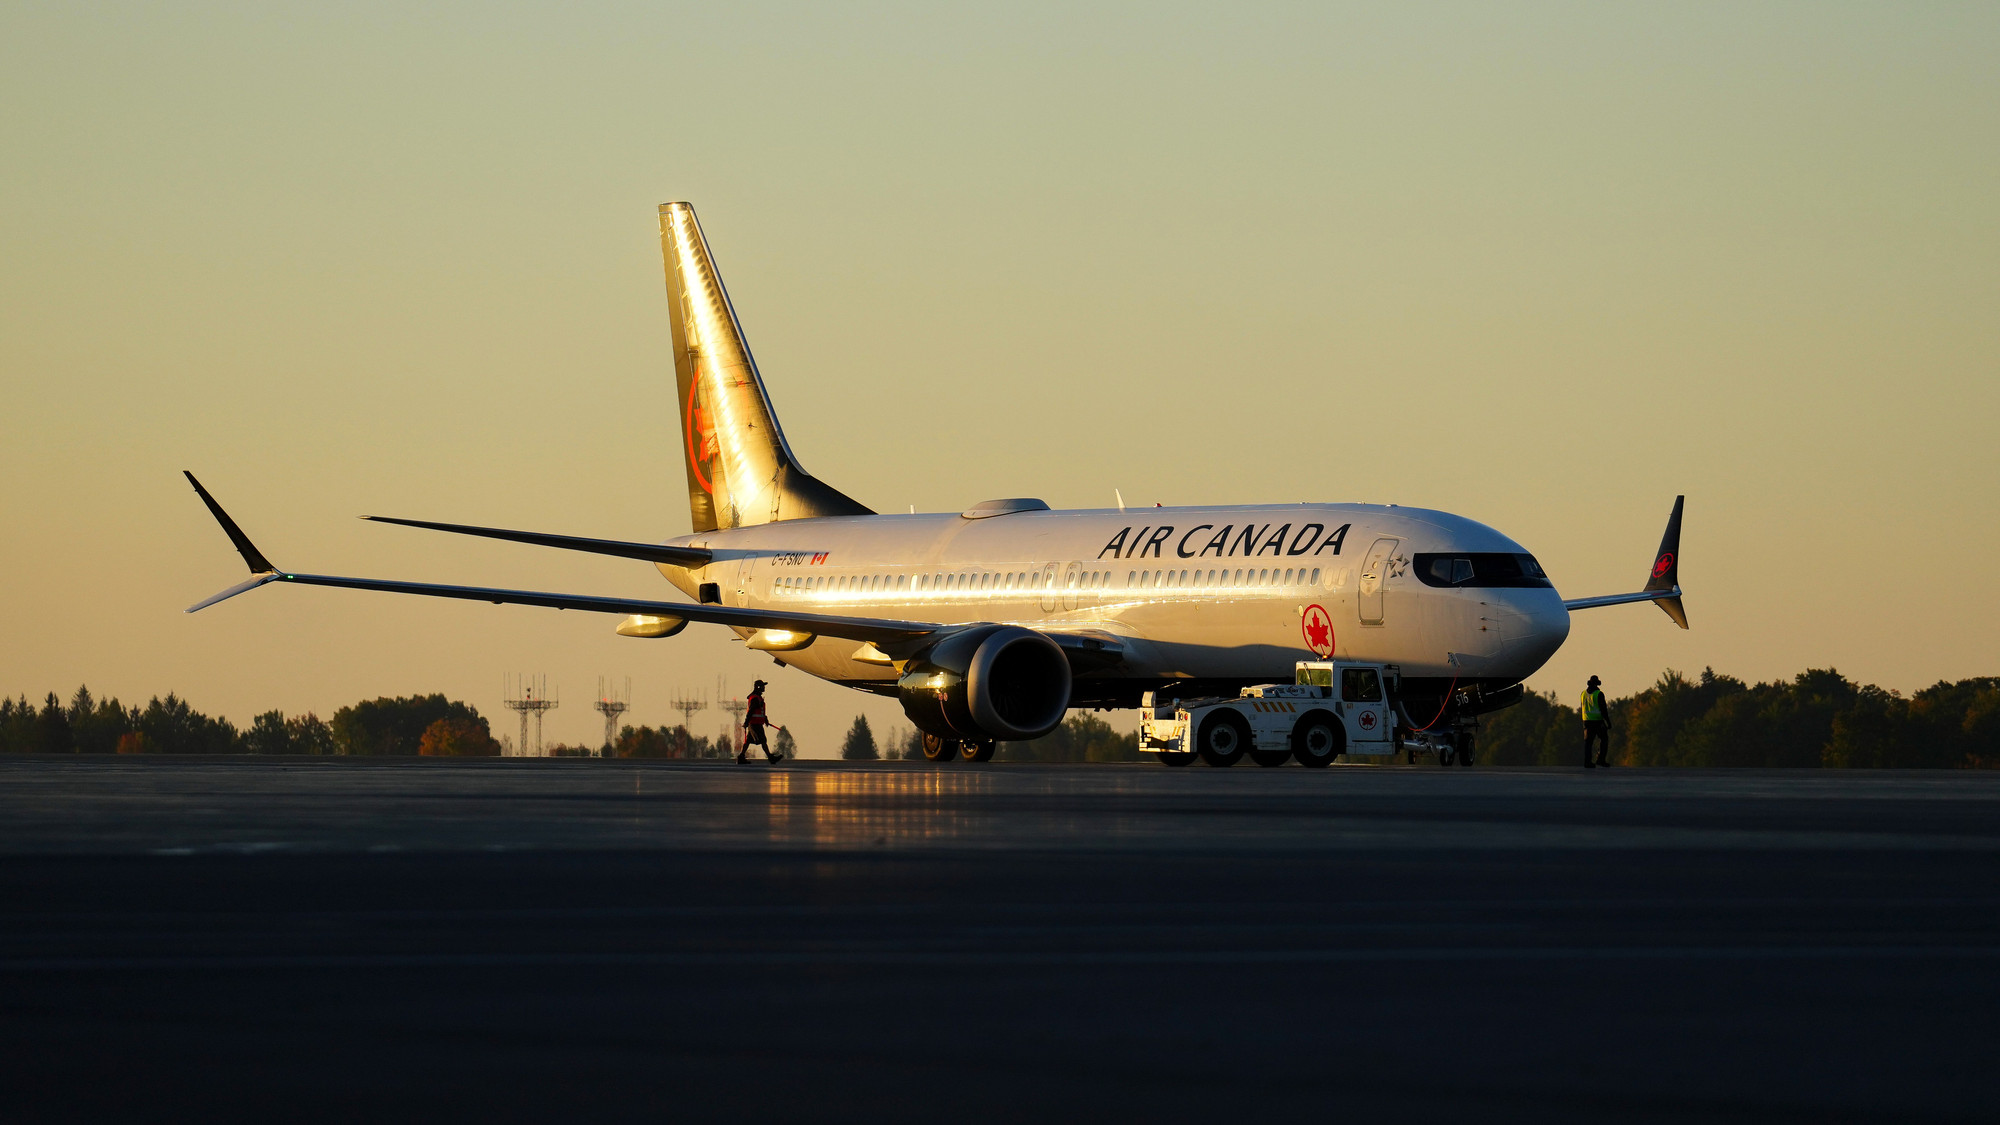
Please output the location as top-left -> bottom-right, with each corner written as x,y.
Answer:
4,3 -> 1995,755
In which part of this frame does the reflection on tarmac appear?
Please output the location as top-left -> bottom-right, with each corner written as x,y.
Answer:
764,768 -> 998,849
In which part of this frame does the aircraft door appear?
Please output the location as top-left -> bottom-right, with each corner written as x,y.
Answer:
1358,537 -> 1399,626
1340,666 -> 1391,748
1038,562 -> 1059,613
1061,561 -> 1082,611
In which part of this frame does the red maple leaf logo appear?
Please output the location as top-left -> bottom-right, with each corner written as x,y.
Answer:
684,370 -> 720,494
1652,552 -> 1674,579
1301,604 -> 1334,656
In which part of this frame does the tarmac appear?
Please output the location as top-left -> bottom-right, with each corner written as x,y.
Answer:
2,756 -> 1996,1123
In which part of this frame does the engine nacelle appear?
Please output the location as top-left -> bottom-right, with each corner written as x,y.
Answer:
897,625 -> 1071,743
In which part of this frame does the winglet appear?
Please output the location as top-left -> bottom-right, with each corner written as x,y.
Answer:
186,571 -> 282,613
183,472 -> 283,612
1644,495 -> 1687,629
184,471 -> 277,575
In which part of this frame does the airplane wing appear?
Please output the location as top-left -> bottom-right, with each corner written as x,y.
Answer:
361,515 -> 712,569
181,472 -> 938,647
1561,495 -> 1687,629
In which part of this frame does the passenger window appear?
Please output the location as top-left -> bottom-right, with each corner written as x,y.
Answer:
1342,669 -> 1383,703
1310,568 -> 1321,585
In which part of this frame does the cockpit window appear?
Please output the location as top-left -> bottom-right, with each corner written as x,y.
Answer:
1412,553 -> 1554,589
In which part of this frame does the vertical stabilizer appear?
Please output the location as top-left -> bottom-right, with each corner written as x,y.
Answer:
660,203 -> 871,533
1645,495 -> 1688,629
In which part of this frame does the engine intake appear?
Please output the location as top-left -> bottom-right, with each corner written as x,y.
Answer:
897,625 -> 1071,742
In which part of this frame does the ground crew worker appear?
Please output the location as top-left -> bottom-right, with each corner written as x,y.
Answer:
1581,675 -> 1610,768
738,679 -> 785,765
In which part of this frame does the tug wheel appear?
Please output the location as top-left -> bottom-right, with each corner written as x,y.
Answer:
1196,713 -> 1249,767
1291,712 -> 1343,768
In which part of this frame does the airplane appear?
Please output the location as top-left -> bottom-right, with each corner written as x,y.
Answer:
185,202 -> 1686,765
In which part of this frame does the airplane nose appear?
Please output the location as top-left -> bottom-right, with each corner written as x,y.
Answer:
1494,589 -> 1570,679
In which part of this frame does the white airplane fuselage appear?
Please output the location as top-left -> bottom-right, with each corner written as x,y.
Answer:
663,502 -> 1571,702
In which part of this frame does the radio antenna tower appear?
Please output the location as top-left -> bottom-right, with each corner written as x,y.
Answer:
594,676 -> 631,758
667,688 -> 707,759
716,675 -> 748,758
502,674 -> 559,757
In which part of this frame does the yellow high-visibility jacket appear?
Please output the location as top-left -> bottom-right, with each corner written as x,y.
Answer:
1581,689 -> 1607,722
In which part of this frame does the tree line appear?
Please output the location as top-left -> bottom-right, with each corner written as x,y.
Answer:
830,712 -> 1141,762
611,723 -> 796,760
8,667 -> 1995,767
1480,668 -> 2000,768
0,688 -> 503,757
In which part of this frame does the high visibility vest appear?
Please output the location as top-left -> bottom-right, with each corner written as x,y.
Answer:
746,695 -> 767,726
1581,689 -> 1606,721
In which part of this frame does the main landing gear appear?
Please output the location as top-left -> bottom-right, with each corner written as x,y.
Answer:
920,732 -> 995,764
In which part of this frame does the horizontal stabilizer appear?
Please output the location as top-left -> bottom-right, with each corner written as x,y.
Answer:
1562,495 -> 1688,629
362,515 -> 711,568
1563,588 -> 1681,612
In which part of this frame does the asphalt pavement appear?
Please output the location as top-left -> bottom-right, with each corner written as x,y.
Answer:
1,756 -> 1995,1123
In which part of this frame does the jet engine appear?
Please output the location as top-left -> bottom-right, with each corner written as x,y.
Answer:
896,625 -> 1072,743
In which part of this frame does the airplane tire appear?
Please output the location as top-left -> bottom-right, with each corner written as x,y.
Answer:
1196,713 -> 1249,767
920,733 -> 958,763
1248,748 -> 1291,768
1291,712 -> 1343,768
1158,749 -> 1196,767
1457,735 -> 1476,767
960,740 -> 996,763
